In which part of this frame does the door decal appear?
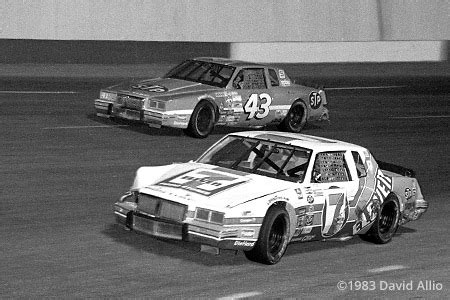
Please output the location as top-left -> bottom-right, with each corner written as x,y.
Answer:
322,193 -> 349,237
243,93 -> 272,119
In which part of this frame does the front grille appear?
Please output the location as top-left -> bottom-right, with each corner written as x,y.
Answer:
133,215 -> 183,240
138,194 -> 187,222
118,95 -> 144,109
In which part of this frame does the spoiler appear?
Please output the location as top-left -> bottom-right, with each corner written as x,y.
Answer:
376,160 -> 416,178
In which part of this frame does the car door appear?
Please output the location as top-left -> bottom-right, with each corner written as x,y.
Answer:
309,151 -> 360,238
232,68 -> 276,126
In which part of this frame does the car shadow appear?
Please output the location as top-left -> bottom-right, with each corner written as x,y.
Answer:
102,223 -> 417,266
86,113 -> 185,137
87,113 -> 326,138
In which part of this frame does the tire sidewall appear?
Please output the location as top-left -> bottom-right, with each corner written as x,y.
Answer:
258,206 -> 290,264
375,197 -> 400,243
188,101 -> 215,138
283,100 -> 307,133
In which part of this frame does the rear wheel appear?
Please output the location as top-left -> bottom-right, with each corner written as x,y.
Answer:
184,101 -> 215,138
360,196 -> 400,244
244,205 -> 290,264
279,101 -> 307,133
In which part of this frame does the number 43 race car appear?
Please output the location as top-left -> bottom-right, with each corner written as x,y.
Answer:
113,131 -> 428,264
95,57 -> 329,138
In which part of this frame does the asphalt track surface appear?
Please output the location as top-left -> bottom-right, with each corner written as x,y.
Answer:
1,71 -> 449,299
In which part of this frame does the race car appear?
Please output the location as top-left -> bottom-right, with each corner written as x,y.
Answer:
113,131 -> 428,264
95,57 -> 329,138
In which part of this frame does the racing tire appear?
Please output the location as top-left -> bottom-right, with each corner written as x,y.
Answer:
184,101 -> 215,138
278,101 -> 307,133
244,205 -> 290,265
360,196 -> 400,244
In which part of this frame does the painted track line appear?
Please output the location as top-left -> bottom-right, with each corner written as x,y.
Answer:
368,265 -> 407,273
390,115 -> 450,119
326,85 -> 407,91
0,91 -> 78,94
42,125 -> 129,130
217,291 -> 262,300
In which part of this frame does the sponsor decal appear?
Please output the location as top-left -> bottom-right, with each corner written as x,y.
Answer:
301,227 -> 313,234
173,121 -> 188,126
215,91 -> 239,98
405,187 -> 416,199
241,229 -> 255,238
298,235 -> 315,242
305,214 -> 314,226
267,195 -> 289,205
307,195 -> 314,204
132,83 -> 168,92
296,207 -> 306,216
233,240 -> 255,247
278,69 -> 286,79
295,188 -> 303,200
309,92 -> 322,109
239,217 -> 257,224
353,169 -> 392,233
157,169 -> 247,196
280,80 -> 291,87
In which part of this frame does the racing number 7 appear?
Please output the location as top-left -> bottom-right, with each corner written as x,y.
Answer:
244,93 -> 272,120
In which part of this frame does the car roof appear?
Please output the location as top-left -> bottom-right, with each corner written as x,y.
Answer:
193,57 -> 269,68
229,131 -> 367,152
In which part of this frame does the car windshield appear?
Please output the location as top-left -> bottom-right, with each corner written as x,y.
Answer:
197,135 -> 312,182
164,59 -> 235,88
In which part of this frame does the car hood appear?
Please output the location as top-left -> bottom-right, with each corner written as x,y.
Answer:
137,163 -> 295,211
108,78 -> 220,99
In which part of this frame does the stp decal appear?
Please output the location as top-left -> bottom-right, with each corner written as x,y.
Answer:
132,83 -> 168,93
156,169 -> 248,196
309,92 -> 322,109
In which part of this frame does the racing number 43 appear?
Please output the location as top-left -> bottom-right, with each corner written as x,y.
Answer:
244,93 -> 272,120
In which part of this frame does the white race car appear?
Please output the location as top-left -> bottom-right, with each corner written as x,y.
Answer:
114,131 -> 427,264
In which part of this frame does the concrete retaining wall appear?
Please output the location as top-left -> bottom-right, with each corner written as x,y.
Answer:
1,0 -> 449,63
2,0 -> 448,42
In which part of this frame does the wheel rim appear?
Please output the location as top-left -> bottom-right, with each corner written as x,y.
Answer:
288,105 -> 304,130
196,106 -> 213,135
268,216 -> 286,256
379,201 -> 397,234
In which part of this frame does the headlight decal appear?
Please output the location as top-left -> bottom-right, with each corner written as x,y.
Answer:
100,91 -> 117,101
195,208 -> 224,224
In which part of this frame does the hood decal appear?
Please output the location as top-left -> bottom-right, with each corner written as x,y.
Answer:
131,82 -> 168,93
156,168 -> 248,196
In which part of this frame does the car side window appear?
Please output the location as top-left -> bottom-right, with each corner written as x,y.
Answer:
352,151 -> 367,178
233,68 -> 267,89
311,151 -> 351,183
268,69 -> 279,87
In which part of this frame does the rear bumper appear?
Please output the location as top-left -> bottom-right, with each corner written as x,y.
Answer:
401,198 -> 428,224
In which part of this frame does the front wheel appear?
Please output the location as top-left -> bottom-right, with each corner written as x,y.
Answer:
360,196 -> 400,244
244,205 -> 290,264
278,101 -> 307,133
184,101 -> 216,138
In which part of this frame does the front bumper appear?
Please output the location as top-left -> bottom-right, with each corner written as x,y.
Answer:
94,99 -> 190,129
94,99 -> 113,117
113,204 -> 257,251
